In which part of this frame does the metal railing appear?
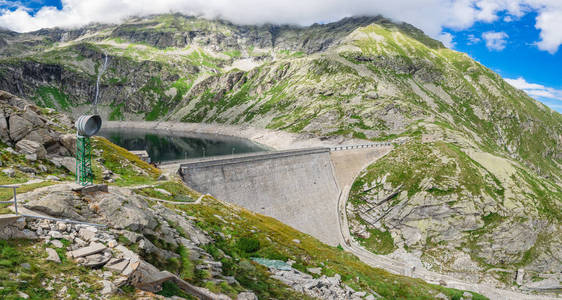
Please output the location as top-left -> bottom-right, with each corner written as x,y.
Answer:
0,185 -> 19,215
330,142 -> 393,151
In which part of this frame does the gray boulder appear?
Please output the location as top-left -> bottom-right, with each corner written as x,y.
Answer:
78,227 -> 97,241
48,156 -> 76,174
83,253 -> 112,267
522,278 -> 562,291
96,191 -> 158,231
46,248 -> 61,263
22,107 -> 44,127
50,239 -> 64,248
23,189 -> 85,221
237,292 -> 258,300
2,168 -> 15,177
100,280 -> 116,295
59,134 -> 77,156
8,114 -> 32,142
0,111 -> 9,143
46,175 -> 60,181
153,205 -> 210,245
0,223 -> 37,239
24,128 -> 56,146
16,139 -> 47,159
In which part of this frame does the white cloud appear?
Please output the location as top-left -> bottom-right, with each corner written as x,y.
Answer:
505,77 -> 562,111
533,3 -> 562,54
437,32 -> 455,48
482,31 -> 509,51
0,0 -> 560,54
467,34 -> 481,45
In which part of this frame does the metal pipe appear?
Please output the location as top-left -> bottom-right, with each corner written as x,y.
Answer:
13,187 -> 17,215
20,214 -> 106,228
75,115 -> 102,137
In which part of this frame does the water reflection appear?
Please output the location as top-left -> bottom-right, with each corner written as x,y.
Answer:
99,128 -> 267,163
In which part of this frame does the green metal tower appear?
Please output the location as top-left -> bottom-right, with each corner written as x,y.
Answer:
75,114 -> 102,186
76,135 -> 93,186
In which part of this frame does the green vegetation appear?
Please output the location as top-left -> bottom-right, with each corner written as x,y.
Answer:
357,228 -> 396,255
108,102 -> 125,121
236,237 -> 261,253
351,141 -> 503,199
157,281 -> 196,299
0,239 -> 102,299
134,181 -> 196,202
158,195 -> 485,299
145,100 -> 169,121
224,49 -> 242,58
35,86 -> 72,111
171,77 -> 193,102
516,167 -> 562,221
177,245 -> 195,280
92,137 -> 161,186
187,50 -> 223,69
139,77 -> 170,121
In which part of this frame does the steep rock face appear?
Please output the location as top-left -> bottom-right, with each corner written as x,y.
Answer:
0,91 -> 73,157
347,141 -> 561,287
106,15 -> 435,53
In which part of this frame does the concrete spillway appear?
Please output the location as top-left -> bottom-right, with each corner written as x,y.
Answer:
179,146 -> 393,246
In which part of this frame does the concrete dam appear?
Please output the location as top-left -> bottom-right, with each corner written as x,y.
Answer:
179,145 -> 393,246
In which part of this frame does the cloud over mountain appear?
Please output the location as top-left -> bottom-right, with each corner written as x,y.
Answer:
0,0 -> 561,54
482,31 -> 509,51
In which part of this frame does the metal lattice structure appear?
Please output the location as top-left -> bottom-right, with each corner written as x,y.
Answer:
76,135 -> 93,186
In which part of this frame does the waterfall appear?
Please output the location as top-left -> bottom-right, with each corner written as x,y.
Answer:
93,53 -> 109,113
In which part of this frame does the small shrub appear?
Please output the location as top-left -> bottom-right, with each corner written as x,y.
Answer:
236,237 -> 260,253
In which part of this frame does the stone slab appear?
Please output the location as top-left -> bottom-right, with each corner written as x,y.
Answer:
46,247 -> 61,263
0,214 -> 23,227
69,242 -> 106,258
72,184 -> 108,194
105,258 -> 129,273
83,253 -> 111,267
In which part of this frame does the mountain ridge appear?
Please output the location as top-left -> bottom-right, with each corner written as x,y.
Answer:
0,13 -> 560,291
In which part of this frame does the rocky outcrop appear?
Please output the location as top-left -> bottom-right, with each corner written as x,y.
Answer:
17,183 -> 238,297
14,216 -> 231,299
347,142 -> 562,290
253,258 -> 378,300
0,90 -> 75,163
15,139 -> 47,160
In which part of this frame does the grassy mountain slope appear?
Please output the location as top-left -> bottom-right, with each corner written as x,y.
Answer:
0,92 -> 486,299
0,13 -> 560,289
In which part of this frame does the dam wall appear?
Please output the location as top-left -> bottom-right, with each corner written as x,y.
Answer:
179,148 -> 342,246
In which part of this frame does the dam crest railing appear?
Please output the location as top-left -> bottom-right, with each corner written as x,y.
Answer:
160,141 -> 399,165
330,142 -> 395,151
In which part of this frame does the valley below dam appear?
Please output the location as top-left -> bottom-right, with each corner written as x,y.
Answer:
100,121 -> 560,300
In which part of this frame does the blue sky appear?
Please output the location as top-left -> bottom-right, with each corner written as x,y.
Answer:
1,0 -> 61,13
446,11 -> 562,112
0,0 -> 561,112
